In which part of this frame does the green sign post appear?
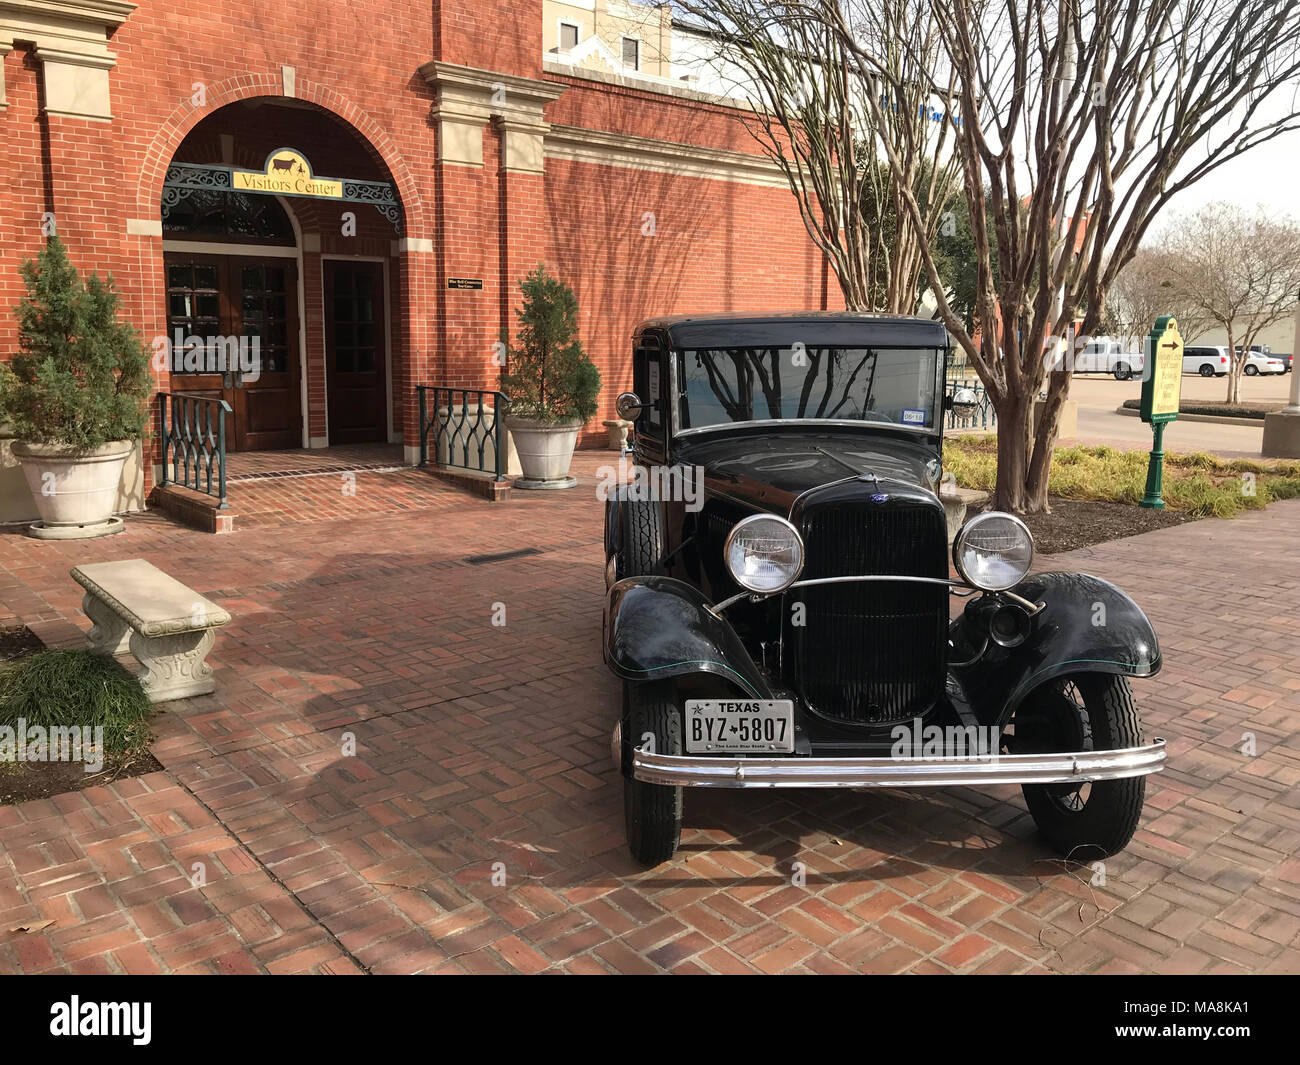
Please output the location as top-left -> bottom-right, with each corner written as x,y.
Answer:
1139,315 -> 1184,509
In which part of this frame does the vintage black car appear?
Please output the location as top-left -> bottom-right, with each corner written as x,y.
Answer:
602,312 -> 1166,866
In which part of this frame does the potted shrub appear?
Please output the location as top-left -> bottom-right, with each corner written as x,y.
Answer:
0,235 -> 151,538
501,266 -> 601,488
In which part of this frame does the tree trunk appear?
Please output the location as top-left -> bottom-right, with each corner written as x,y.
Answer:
992,393 -> 1031,512
1225,329 -> 1239,404
1025,377 -> 1069,513
1226,364 -> 1241,405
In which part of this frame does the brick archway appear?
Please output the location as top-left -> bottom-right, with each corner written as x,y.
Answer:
136,75 -> 426,238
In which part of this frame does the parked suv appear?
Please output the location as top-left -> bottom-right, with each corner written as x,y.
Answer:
1183,345 -> 1231,377
603,312 -> 1166,866
1073,337 -> 1145,380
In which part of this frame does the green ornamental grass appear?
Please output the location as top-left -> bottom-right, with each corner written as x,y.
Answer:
0,650 -> 152,755
943,435 -> 1300,518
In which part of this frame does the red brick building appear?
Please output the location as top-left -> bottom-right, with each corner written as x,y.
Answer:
0,0 -> 837,512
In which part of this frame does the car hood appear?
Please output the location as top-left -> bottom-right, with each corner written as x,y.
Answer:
673,428 -> 940,514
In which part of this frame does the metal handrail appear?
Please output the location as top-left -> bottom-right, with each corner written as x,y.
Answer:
158,392 -> 232,508
416,385 -> 510,482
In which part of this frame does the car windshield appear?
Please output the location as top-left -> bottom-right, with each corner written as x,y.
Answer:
678,346 -> 942,431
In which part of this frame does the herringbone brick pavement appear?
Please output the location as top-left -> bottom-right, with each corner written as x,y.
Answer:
1,452 -> 1297,973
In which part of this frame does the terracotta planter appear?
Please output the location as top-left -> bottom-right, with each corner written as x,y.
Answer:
505,416 -> 581,487
10,440 -> 132,538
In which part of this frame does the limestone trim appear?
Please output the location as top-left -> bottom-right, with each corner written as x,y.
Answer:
544,124 -> 786,188
0,42 -> 10,109
0,0 -> 136,119
420,60 -> 566,169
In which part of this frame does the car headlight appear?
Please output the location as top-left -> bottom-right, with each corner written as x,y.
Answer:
724,514 -> 805,594
953,511 -> 1034,592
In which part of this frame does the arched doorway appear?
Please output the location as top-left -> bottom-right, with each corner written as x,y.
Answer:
163,190 -> 302,450
160,97 -> 405,452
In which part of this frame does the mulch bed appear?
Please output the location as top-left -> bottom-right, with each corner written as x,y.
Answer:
1020,497 -> 1194,554
0,749 -> 163,805
0,625 -> 163,805
0,625 -> 43,663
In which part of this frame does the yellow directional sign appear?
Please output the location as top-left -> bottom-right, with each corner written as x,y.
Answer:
1141,316 -> 1183,424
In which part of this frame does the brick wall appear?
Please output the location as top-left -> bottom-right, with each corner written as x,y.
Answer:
1,0 -> 839,470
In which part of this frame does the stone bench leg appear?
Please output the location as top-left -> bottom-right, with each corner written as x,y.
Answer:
83,593 -> 132,655
129,628 -> 218,703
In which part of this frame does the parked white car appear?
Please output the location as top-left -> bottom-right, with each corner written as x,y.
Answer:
1183,345 -> 1231,377
1241,350 -> 1287,376
1074,337 -> 1145,380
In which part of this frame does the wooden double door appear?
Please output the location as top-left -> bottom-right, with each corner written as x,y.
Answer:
164,253 -> 301,452
164,255 -> 389,450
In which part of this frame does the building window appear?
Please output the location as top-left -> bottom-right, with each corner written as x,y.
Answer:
162,188 -> 294,243
622,37 -> 640,70
559,22 -> 579,52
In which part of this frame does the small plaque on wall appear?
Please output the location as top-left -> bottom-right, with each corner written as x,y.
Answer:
447,278 -> 483,290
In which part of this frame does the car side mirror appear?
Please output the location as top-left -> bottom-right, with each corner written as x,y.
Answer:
947,388 -> 979,416
615,391 -> 644,420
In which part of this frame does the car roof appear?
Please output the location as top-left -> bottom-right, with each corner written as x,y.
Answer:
634,311 -> 949,350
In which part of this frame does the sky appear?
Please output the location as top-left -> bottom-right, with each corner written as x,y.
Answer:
1162,101 -> 1300,220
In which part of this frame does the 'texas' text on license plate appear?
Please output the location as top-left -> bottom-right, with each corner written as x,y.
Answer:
684,700 -> 795,753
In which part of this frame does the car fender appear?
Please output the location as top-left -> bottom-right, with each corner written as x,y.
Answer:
952,572 -> 1161,727
604,575 -> 774,697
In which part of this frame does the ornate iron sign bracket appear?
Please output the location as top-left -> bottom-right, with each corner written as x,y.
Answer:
162,157 -> 404,234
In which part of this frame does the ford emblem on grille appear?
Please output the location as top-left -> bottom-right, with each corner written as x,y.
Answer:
869,493 -> 889,503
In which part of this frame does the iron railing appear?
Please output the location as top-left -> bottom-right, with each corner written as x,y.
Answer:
416,386 -> 510,481
945,379 -> 997,431
158,392 -> 232,508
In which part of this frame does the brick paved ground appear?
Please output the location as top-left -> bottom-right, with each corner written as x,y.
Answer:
1,451 -> 1297,974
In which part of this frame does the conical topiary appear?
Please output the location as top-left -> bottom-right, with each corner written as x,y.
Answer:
501,265 -> 600,423
0,235 -> 151,448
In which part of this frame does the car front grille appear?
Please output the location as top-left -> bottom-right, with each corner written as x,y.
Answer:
785,498 -> 948,725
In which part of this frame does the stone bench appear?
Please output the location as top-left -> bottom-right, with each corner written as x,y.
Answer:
71,559 -> 231,703
940,484 -> 991,544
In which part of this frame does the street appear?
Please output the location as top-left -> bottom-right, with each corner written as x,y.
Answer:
1066,371 -> 1291,456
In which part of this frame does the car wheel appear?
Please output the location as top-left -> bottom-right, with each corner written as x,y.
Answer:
622,679 -> 683,866
1244,364 -> 1259,376
1015,674 -> 1146,860
615,500 -> 664,581
1112,363 -> 1132,380
1198,364 -> 1216,377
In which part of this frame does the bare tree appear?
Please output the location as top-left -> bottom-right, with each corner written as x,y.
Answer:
1159,203 -> 1300,403
677,0 -> 961,312
1103,246 -> 1212,346
700,0 -> 1300,511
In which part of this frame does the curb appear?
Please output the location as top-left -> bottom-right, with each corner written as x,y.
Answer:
1114,406 -> 1265,427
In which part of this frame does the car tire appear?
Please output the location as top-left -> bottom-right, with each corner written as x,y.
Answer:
1244,364 -> 1259,376
1017,674 -> 1146,860
614,499 -> 664,581
1198,364 -> 1216,377
622,679 -> 683,866
1113,363 -> 1132,380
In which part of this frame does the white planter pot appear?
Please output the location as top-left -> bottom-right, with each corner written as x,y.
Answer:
505,416 -> 581,486
10,440 -> 133,538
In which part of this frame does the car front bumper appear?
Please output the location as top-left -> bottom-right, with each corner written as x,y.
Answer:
612,722 -> 1167,789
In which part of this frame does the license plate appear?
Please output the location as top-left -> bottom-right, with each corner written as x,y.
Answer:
684,699 -> 795,753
